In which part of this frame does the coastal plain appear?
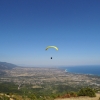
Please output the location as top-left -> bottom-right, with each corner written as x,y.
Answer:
1,67 -> 100,88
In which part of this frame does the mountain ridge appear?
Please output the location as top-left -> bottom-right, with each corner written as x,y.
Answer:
0,61 -> 18,70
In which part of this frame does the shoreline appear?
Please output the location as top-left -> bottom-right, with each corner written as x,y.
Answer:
64,68 -> 100,77
65,69 -> 67,72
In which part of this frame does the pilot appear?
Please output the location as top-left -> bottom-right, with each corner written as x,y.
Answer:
51,57 -> 52,59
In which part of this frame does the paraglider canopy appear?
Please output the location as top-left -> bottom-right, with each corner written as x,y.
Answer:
45,46 -> 58,51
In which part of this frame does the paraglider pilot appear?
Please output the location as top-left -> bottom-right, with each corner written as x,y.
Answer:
51,57 -> 52,59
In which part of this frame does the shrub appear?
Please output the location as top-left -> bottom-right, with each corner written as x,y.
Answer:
78,87 -> 96,97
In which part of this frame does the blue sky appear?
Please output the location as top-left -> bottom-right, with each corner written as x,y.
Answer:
0,0 -> 100,66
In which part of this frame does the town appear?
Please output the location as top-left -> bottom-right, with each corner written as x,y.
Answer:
1,67 -> 100,89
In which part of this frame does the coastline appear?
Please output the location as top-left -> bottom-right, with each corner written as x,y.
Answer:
64,68 -> 100,77
59,66 -> 100,76
65,69 -> 67,72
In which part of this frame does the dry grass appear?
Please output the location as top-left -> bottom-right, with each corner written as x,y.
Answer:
55,93 -> 100,100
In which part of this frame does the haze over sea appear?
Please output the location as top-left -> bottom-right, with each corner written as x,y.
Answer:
59,65 -> 100,76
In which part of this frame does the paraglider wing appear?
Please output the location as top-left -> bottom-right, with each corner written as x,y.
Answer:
45,46 -> 58,51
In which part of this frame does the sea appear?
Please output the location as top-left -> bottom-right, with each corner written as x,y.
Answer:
59,65 -> 100,76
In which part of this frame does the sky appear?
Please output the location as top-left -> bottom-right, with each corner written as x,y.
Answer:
0,0 -> 100,67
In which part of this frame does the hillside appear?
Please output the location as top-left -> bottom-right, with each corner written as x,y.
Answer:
0,62 -> 18,70
0,62 -> 18,76
0,93 -> 100,100
55,93 -> 100,100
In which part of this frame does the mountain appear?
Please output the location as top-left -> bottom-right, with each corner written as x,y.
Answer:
0,62 -> 18,70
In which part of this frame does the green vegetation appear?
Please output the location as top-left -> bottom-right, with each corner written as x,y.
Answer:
0,82 -> 20,94
0,82 -> 98,100
77,87 -> 96,97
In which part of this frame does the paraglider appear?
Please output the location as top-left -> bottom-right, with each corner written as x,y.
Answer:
45,46 -> 58,51
45,46 -> 58,59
